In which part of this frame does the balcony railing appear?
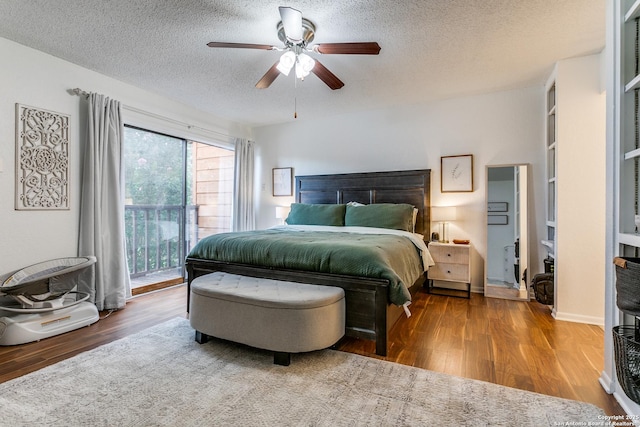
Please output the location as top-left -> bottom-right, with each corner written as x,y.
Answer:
125,205 -> 198,279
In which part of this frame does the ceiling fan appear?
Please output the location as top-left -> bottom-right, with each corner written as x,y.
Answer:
207,6 -> 381,90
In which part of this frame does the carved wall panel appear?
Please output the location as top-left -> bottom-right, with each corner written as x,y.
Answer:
15,104 -> 70,210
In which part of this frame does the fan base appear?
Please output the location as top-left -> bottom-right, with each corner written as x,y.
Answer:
277,18 -> 315,45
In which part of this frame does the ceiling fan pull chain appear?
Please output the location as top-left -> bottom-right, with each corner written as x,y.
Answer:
294,77 -> 298,118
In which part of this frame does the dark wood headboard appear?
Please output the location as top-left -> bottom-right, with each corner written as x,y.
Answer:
295,169 -> 431,237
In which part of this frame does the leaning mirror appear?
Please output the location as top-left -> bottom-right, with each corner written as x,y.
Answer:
484,164 -> 529,300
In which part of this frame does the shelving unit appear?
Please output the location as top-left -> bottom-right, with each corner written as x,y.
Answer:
610,0 -> 640,410
621,0 -> 640,242
515,167 -> 521,245
545,82 -> 557,261
514,165 -> 529,297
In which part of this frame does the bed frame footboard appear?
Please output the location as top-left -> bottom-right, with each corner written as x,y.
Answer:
186,259 -> 392,356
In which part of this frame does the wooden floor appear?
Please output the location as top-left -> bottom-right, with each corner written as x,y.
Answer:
0,284 -> 625,416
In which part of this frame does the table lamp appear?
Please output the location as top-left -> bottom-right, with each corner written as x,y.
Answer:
275,206 -> 291,225
431,206 -> 457,243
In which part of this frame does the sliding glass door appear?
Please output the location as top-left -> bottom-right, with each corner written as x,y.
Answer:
123,126 -> 233,294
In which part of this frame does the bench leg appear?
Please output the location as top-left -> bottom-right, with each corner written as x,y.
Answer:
195,330 -> 210,344
273,352 -> 291,366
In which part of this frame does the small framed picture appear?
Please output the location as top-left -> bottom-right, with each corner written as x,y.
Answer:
488,215 -> 508,225
272,167 -> 293,196
441,154 -> 473,193
488,202 -> 508,212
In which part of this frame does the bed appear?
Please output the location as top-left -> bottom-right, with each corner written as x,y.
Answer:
185,169 -> 431,356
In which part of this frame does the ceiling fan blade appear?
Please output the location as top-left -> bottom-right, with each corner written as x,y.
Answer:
311,60 -> 344,90
255,62 -> 281,89
278,6 -> 303,43
207,42 -> 275,50
315,42 -> 381,55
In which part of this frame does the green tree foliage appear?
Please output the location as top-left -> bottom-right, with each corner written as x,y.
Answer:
123,127 -> 193,275
124,127 -> 186,206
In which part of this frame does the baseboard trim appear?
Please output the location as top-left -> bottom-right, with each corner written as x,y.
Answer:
613,390 -> 640,420
599,370 -> 614,394
603,370 -> 640,419
471,284 -> 483,294
551,310 -> 604,326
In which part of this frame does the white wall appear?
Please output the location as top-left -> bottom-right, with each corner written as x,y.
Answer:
0,37 -> 249,273
253,86 -> 546,293
554,54 -> 607,325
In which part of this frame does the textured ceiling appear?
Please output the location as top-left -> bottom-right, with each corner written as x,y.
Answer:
0,1 -> 605,127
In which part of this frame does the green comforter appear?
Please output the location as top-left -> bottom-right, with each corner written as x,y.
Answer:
187,228 -> 425,306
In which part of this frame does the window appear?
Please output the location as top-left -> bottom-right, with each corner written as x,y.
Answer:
123,126 -> 233,294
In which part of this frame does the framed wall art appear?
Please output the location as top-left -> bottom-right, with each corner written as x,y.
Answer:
273,167 -> 293,196
15,103 -> 70,210
487,202 -> 508,212
488,215 -> 509,225
441,154 -> 473,193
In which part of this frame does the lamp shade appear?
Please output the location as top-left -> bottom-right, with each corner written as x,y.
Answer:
295,53 -> 315,78
275,206 -> 291,220
276,51 -> 295,76
431,206 -> 457,222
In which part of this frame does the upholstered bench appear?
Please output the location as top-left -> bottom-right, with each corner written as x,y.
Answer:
189,271 -> 346,366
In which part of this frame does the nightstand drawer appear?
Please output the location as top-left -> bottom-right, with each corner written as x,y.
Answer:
429,246 -> 469,265
428,263 -> 469,282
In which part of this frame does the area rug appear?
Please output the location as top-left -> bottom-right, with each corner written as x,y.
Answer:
0,317 -> 607,426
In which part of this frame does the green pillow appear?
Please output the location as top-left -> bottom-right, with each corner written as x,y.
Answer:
286,203 -> 346,226
345,203 -> 415,232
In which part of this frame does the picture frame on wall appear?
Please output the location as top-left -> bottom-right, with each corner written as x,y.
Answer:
441,154 -> 473,193
273,167 -> 293,196
487,202 -> 508,212
488,215 -> 508,225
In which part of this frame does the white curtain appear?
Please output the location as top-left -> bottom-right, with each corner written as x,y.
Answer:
78,93 -> 131,310
232,138 -> 255,231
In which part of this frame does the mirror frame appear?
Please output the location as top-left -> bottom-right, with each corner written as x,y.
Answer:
484,163 -> 530,301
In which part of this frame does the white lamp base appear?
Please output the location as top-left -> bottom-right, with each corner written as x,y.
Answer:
439,222 -> 449,243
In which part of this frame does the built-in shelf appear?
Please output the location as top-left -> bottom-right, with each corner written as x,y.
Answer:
619,232 -> 640,247
545,78 -> 557,292
625,0 -> 640,22
608,0 -> 640,408
625,74 -> 640,92
541,239 -> 555,250
625,148 -> 640,160
541,239 -> 555,259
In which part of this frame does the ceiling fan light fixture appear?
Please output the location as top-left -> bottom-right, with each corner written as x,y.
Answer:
295,53 -> 315,78
276,51 -> 296,75
208,6 -> 379,90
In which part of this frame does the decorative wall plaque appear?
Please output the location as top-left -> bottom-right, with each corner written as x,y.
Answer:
15,104 -> 70,210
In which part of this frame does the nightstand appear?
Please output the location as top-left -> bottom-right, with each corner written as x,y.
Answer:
426,242 -> 471,298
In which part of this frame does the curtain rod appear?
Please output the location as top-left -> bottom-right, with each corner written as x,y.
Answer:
69,87 -> 233,141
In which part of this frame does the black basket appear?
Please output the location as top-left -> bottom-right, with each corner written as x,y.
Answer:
613,326 -> 640,404
614,257 -> 640,316
531,273 -> 554,305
